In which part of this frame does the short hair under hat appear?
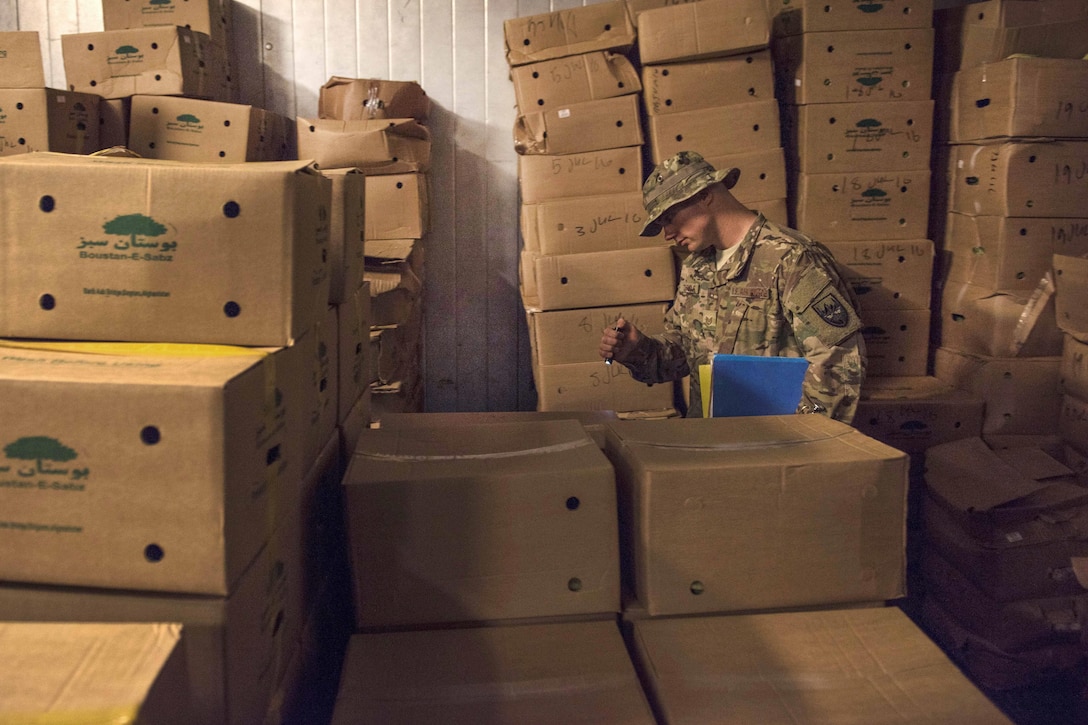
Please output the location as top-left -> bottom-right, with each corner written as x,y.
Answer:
640,151 -> 740,237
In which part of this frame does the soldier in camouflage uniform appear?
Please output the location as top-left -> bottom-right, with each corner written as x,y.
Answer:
599,151 -> 866,423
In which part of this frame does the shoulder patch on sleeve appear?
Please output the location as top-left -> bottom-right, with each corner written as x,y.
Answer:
790,266 -> 862,347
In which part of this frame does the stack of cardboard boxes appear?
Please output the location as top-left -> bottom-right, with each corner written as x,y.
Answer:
507,2 -> 678,415
298,77 -> 433,419
0,31 -> 100,156
327,411 -> 1013,723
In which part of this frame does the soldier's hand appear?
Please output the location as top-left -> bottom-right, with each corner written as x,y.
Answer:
599,317 -> 641,364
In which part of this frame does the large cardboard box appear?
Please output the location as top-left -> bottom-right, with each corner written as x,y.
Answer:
0,88 -> 99,157
528,302 -> 667,367
1054,254 -> 1088,342
939,280 -> 1063,359
0,339 -> 317,596
790,170 -> 931,241
641,49 -> 775,116
514,94 -> 642,156
101,0 -> 233,50
604,416 -> 908,615
936,0 -> 1088,73
322,168 -> 366,305
648,99 -> 780,163
637,0 -> 770,65
948,140 -> 1088,218
128,95 -> 291,162
342,420 -> 621,628
62,26 -> 230,102
784,99 -> 934,173
296,117 -> 430,172
934,346 -> 1063,436
535,361 -> 676,413
511,51 -> 640,113
0,153 -> 330,346
331,621 -> 655,724
0,31 -> 46,89
520,191 -> 660,254
520,246 -> 677,312
853,376 -> 984,454
629,607 -> 1011,725
518,145 -> 642,203
950,57 -> 1088,142
0,622 -> 193,725
772,0 -> 934,35
503,1 -> 635,67
824,239 -> 934,311
773,28 -> 934,105
317,76 -> 430,122
705,147 -> 787,204
364,172 -> 428,240
943,213 -> 1088,292
859,308 -> 930,377
364,242 -> 423,327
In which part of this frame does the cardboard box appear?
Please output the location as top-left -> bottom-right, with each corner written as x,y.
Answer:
1061,333 -> 1088,400
98,97 -> 131,150
1059,393 -> 1088,454
921,546 -> 1088,654
939,280 -> 1063,359
520,191 -> 661,254
0,513 -> 310,725
0,31 -> 46,89
296,117 -> 430,172
101,0 -> 233,49
0,153 -> 330,346
62,26 -> 230,102
936,0 -> 1088,73
1054,254 -> 1088,342
859,308 -> 930,376
0,88 -> 99,157
535,361 -> 676,412
317,76 -> 430,122
0,622 -> 193,724
518,145 -> 642,203
369,316 -> 422,386
824,239 -> 934,311
934,346 -> 1063,436
948,140 -> 1088,218
364,172 -> 428,240
321,168 -> 366,305
773,28 -> 934,105
790,170 -> 931,241
369,373 -> 424,417
342,420 -> 621,628
772,0 -> 934,35
331,622 -> 655,724
511,50 -> 640,113
128,95 -> 290,162
853,376 -> 984,454
637,0 -> 770,65
648,99 -> 780,163
521,246 -> 677,312
629,607 -> 1011,724
514,94 -> 642,156
641,49 -> 775,116
0,338 -> 325,595
375,410 -> 620,450
950,57 -> 1088,143
943,213 -> 1088,292
336,283 -> 371,423
503,1 -> 636,67
528,302 -> 668,366
698,147 -> 786,204
784,99 -> 934,173
364,242 -> 423,327
603,415 -> 908,615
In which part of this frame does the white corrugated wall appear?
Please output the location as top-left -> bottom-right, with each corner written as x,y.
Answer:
0,0 -> 598,412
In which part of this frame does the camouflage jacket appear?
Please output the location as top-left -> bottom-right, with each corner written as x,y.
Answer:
623,214 -> 866,422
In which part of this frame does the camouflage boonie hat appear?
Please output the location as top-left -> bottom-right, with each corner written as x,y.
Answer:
640,151 -> 740,237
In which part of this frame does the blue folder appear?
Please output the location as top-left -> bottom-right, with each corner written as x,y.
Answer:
708,354 -> 808,418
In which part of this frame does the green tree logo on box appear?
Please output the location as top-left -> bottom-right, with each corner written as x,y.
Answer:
105,213 -> 167,249
167,113 -> 204,134
1,436 -> 90,483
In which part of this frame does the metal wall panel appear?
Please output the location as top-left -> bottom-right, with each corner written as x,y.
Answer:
1,0 -> 602,412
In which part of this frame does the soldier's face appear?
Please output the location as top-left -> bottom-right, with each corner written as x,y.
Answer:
661,194 -> 712,253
